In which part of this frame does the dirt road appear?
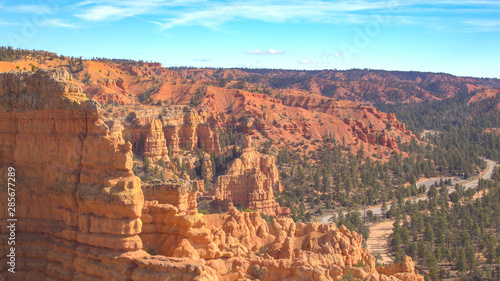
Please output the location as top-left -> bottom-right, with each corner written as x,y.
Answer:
366,220 -> 394,265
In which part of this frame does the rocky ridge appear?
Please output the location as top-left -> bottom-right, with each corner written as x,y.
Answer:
120,106 -> 220,160
0,69 -> 423,281
0,55 -> 422,158
197,87 -> 414,157
0,69 -> 217,280
213,136 -> 284,216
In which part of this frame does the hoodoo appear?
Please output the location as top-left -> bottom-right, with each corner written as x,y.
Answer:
0,69 -> 423,280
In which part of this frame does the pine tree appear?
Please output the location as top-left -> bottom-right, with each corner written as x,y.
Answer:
143,156 -> 151,172
456,247 -> 467,272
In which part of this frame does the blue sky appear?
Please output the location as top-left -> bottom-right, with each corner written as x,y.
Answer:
1,0 -> 499,78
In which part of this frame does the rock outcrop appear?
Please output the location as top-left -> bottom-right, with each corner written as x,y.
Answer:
0,69 -> 216,280
286,95 -> 413,150
163,107 -> 220,155
143,119 -> 169,162
122,107 -> 220,160
0,69 -> 423,281
376,256 -> 422,281
141,179 -> 222,260
142,179 -> 200,213
213,136 -> 283,216
202,207 -> 424,281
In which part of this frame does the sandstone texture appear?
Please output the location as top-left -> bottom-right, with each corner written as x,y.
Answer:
213,136 -> 283,216
0,55 -> 422,159
0,69 -> 217,280
197,86 -> 414,159
0,69 -> 423,281
143,119 -> 169,162
162,107 -> 220,155
122,106 -> 220,161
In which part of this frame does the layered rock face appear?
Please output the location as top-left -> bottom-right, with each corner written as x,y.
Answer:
203,207 -> 424,281
122,107 -> 219,160
142,179 -> 200,213
213,136 -> 283,216
0,69 -> 423,281
143,119 -> 169,162
377,256 -> 422,281
122,115 -> 169,162
163,108 -> 220,155
141,192 -> 424,281
0,69 -> 216,280
198,87 -> 414,158
285,95 -> 413,150
141,180 -> 222,260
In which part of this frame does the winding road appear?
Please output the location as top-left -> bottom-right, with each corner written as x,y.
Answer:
318,158 -> 497,263
319,158 -> 497,224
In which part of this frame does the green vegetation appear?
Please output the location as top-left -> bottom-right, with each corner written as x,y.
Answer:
321,83 -> 338,98
139,85 -> 159,103
387,179 -> 500,279
190,86 -> 206,107
250,265 -> 264,280
0,46 -> 53,62
374,93 -> 500,279
275,137 -> 437,223
268,75 -> 312,91
377,93 -> 500,163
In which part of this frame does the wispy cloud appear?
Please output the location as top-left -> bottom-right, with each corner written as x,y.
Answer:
75,0 -> 201,22
76,5 -> 138,21
1,4 -> 54,14
321,52 -> 342,59
463,19 -> 500,27
247,49 -> 285,55
462,19 -> 500,32
194,58 -> 211,62
0,19 -> 20,26
299,59 -> 329,65
31,0 -> 500,33
43,18 -> 79,28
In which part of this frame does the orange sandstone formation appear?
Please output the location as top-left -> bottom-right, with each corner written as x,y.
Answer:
0,69 -> 423,281
213,136 -> 283,216
202,207 -> 424,281
162,108 -> 220,155
376,256 -> 423,281
0,69 -> 217,280
141,179 -> 222,260
143,119 -> 169,162
197,86 -> 414,158
123,107 -> 220,160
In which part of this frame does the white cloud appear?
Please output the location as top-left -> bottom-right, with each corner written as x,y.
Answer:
76,5 -> 136,21
247,49 -> 285,55
43,18 -> 79,28
461,19 -> 500,32
0,19 -> 20,26
73,0 -> 417,27
21,0 -> 497,33
75,0 -> 203,22
463,19 -> 500,27
321,52 -> 342,59
299,59 -> 329,65
2,5 -> 54,14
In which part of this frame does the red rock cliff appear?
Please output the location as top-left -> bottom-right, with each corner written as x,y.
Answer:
0,69 -> 423,281
0,69 -> 217,280
122,106 -> 220,159
212,136 -> 284,216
